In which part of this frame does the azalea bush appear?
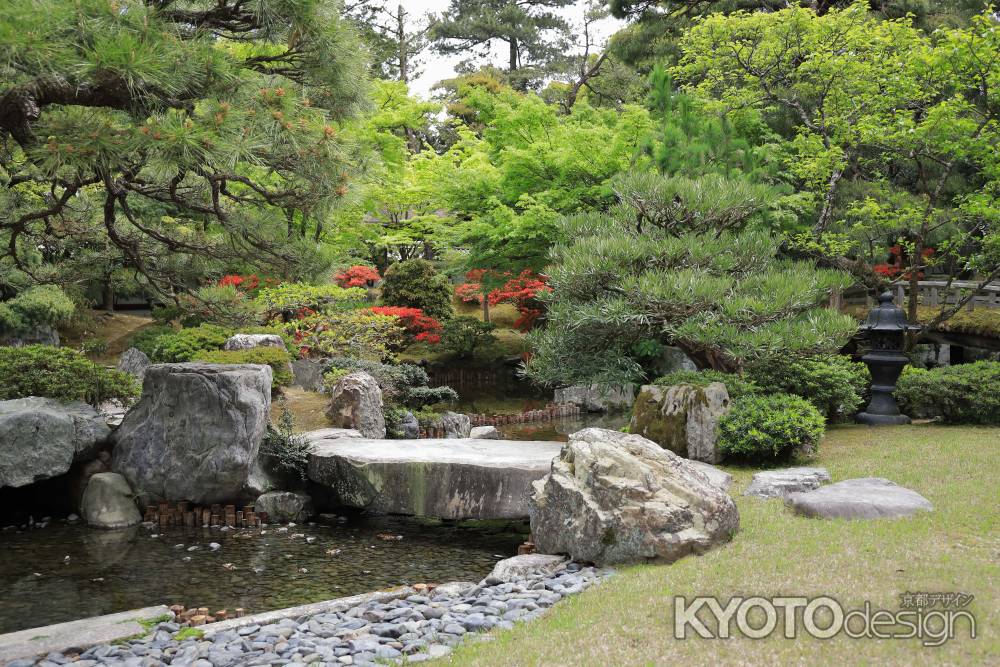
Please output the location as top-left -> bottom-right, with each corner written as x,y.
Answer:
283,311 -> 404,360
896,362 -> 1000,425
256,283 -> 367,322
370,306 -> 442,345
334,265 -> 381,288
718,394 -> 825,462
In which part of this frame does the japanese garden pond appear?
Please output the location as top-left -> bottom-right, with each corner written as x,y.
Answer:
0,513 -> 525,635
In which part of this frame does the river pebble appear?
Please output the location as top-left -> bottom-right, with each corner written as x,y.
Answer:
33,565 -> 610,666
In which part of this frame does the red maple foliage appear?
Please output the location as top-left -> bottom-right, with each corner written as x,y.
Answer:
370,306 -> 442,345
456,269 -> 551,331
335,265 -> 381,288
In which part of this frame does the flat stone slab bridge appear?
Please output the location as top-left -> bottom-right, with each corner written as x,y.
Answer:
304,429 -> 564,520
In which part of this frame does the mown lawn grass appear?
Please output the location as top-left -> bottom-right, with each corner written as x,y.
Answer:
448,424 -> 998,666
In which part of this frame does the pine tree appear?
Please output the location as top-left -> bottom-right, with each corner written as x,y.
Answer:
430,0 -> 574,88
0,0 -> 369,295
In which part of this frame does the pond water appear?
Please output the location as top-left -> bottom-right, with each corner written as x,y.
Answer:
0,514 -> 525,635
497,413 -> 629,441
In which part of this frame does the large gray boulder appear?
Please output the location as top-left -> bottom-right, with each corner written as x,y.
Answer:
0,397 -> 111,488
629,383 -> 731,463
326,372 -> 385,439
1,325 -> 59,347
554,384 -> 635,413
745,467 -> 831,499
81,472 -> 141,529
530,428 -> 739,565
787,478 -> 933,520
431,411 -> 471,438
686,460 -> 733,492
117,347 -> 151,380
112,363 -> 272,503
224,333 -> 286,351
308,437 -> 563,519
291,358 -> 327,392
255,491 -> 314,523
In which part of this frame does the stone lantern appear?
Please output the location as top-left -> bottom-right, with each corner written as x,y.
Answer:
856,291 -> 921,425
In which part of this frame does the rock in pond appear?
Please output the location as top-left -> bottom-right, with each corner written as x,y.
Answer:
308,438 -> 563,519
399,411 -> 420,438
490,554 -> 567,582
745,467 -> 831,499
554,383 -> 635,413
629,382 -> 731,463
470,425 -> 501,440
255,491 -> 314,523
0,397 -> 111,488
530,428 -> 739,565
112,363 -> 272,503
81,472 -> 142,529
224,333 -> 286,351
431,411 -> 471,438
116,347 -> 151,379
326,372 -> 385,438
787,478 -> 933,520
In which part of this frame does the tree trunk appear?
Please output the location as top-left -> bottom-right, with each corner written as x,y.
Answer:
482,297 -> 490,323
508,38 -> 518,72
396,4 -> 408,82
103,278 -> 114,312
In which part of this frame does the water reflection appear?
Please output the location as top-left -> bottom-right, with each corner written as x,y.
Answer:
0,515 -> 524,634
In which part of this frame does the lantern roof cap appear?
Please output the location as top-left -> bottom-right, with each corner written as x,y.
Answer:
860,291 -> 921,332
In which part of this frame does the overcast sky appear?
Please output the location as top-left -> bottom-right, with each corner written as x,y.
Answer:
403,0 -> 624,98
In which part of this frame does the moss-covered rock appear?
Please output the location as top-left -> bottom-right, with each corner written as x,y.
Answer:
628,382 -> 731,463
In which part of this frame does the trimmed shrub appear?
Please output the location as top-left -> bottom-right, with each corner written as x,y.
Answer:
178,284 -> 264,328
283,311 -> 404,361
0,285 -> 75,336
379,259 -> 454,320
718,394 -> 825,462
896,361 -> 1000,424
0,345 -> 139,406
440,316 -> 497,358
654,369 -> 759,400
127,325 -> 176,358
256,283 -> 366,321
145,324 -> 233,362
193,347 -> 293,390
745,355 -> 869,421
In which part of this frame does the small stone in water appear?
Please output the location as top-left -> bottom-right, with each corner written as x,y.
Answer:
182,557 -> 192,562
209,542 -> 221,551
305,537 -> 316,544
326,548 -> 342,556
174,544 -> 185,549
187,545 -> 199,552
299,568 -> 309,573
67,514 -> 79,522
63,555 -> 70,564
222,563 -> 236,570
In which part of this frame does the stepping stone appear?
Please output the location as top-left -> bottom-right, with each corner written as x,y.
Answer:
744,467 -> 830,499
786,478 -> 933,520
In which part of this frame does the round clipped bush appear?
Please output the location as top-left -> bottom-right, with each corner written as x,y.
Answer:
718,394 -> 825,462
0,345 -> 139,407
895,361 -> 1000,424
745,354 -> 869,421
0,285 -> 75,337
379,259 -> 454,320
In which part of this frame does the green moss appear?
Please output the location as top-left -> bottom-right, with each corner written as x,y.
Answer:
630,386 -> 689,454
173,627 -> 205,640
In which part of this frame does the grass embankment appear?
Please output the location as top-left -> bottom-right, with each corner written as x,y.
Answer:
397,299 -> 527,364
845,304 -> 1000,339
449,424 -> 998,666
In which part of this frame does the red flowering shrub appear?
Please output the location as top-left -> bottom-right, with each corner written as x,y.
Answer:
335,265 -> 381,288
370,306 -> 442,345
218,274 -> 261,291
